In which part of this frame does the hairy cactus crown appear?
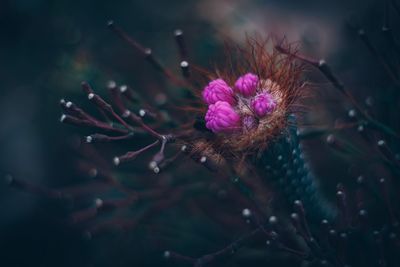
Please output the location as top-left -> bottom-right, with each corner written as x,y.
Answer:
188,38 -> 305,156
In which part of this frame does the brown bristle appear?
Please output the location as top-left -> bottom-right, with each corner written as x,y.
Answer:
180,36 -> 307,159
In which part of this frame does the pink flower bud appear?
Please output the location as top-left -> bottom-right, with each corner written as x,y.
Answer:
251,93 -> 276,117
234,73 -> 259,97
202,79 -> 235,105
205,101 -> 241,133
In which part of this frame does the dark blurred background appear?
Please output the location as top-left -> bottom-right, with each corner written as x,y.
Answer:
0,0 -> 394,266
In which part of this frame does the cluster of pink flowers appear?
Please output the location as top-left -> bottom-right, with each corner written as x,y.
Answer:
203,73 -> 277,133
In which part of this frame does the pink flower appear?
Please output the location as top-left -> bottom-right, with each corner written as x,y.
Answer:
205,101 -> 241,133
234,73 -> 259,97
251,93 -> 276,117
202,79 -> 235,105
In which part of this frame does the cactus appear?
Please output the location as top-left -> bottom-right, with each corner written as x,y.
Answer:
255,116 -> 337,222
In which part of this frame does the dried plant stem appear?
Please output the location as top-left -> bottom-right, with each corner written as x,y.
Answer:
275,44 -> 399,139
